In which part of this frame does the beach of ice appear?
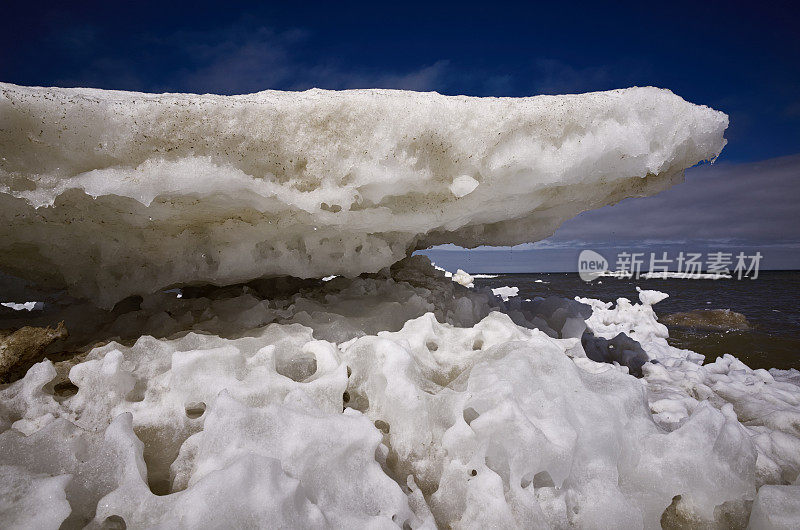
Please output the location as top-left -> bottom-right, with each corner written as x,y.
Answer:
1,257 -> 799,528
1,84 -> 798,528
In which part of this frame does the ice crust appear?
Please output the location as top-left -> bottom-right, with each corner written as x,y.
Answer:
0,83 -> 727,306
1,258 -> 798,529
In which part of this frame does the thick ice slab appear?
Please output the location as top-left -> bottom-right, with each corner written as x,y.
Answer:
0,83 -> 727,306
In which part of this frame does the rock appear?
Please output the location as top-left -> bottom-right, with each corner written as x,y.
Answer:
662,309 -> 751,331
0,322 -> 67,382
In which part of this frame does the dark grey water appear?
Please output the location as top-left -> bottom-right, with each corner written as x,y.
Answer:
472,271 -> 800,370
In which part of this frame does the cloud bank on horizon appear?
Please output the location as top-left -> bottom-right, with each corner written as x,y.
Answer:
522,154 -> 800,251
423,155 -> 800,271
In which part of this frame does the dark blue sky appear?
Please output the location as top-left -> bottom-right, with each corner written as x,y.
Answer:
2,1 -> 799,271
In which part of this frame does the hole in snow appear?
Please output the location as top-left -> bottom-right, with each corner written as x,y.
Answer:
660,495 -> 687,528
185,402 -> 206,419
344,391 -> 369,412
520,471 -> 534,489
136,423 -> 185,496
102,515 -> 126,529
275,352 -> 317,382
470,469 -> 477,477
532,471 -> 555,489
126,379 -> 146,402
53,381 -> 78,399
374,419 -> 390,434
320,202 -> 342,213
463,407 -> 479,426
426,341 -> 438,351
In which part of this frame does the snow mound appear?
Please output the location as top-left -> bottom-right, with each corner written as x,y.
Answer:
0,83 -> 727,306
0,307 -> 754,529
749,483 -> 800,529
579,286 -> 800,492
451,269 -> 474,288
1,259 -> 798,528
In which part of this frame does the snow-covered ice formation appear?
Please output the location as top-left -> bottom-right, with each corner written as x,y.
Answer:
1,257 -> 799,528
450,270 -> 474,288
5,83 -> 798,528
491,285 -> 520,301
0,83 -> 727,307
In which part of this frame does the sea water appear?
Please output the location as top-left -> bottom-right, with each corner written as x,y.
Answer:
472,270 -> 800,370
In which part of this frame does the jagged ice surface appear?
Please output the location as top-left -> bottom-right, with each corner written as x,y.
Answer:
0,83 -> 726,306
1,258 -> 799,528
